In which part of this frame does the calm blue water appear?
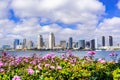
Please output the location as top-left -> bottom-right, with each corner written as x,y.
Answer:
0,50 -> 120,61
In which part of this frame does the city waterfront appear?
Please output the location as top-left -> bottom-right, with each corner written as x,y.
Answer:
0,50 -> 120,61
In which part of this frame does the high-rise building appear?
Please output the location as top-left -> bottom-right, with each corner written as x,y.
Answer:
49,32 -> 55,49
14,39 -> 20,49
69,37 -> 73,49
91,39 -> 95,50
90,38 -> 98,50
102,36 -> 105,46
109,36 -> 113,46
86,41 -> 90,48
23,38 -> 26,49
60,40 -> 66,49
37,35 -> 43,49
27,40 -> 33,49
78,40 -> 85,49
73,42 -> 78,48
66,42 -> 69,49
95,38 -> 98,49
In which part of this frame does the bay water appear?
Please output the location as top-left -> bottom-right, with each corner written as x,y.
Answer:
0,50 -> 120,61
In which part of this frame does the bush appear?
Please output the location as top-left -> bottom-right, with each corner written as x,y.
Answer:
0,51 -> 119,80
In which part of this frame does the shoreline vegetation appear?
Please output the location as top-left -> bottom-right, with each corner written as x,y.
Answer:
0,51 -> 120,80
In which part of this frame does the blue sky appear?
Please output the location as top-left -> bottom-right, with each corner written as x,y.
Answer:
99,0 -> 120,18
0,0 -> 120,47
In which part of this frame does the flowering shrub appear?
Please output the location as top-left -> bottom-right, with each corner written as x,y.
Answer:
12,76 -> 21,80
109,51 -> 118,62
0,51 -> 119,80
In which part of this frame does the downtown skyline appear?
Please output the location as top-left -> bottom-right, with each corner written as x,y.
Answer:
11,33 -> 115,50
0,0 -> 120,47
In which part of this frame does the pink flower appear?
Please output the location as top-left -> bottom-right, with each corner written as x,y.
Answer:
0,68 -> 4,72
109,52 -> 118,57
45,64 -> 50,67
70,58 -> 77,63
109,52 -> 118,62
73,58 -> 77,63
27,68 -> 34,75
2,52 -> 8,56
67,50 -> 72,54
100,60 -> 106,64
0,62 -> 3,67
50,66 -> 55,70
12,76 -> 21,80
87,51 -> 96,55
38,65 -> 42,70
30,61 -> 36,65
98,58 -> 106,64
25,59 -> 28,62
57,66 -> 62,70
43,53 -> 55,59
61,54 -> 65,59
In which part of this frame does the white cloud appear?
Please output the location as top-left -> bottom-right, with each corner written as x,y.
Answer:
10,0 -> 105,24
0,0 -> 10,19
3,0 -> 120,47
117,0 -> 120,9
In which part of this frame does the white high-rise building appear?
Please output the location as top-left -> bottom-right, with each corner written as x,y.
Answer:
37,35 -> 43,49
49,32 -> 55,49
95,38 -> 98,49
23,38 -> 27,49
27,40 -> 33,49
60,40 -> 66,49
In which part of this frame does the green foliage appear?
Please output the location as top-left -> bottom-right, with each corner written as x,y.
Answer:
113,68 -> 120,80
0,53 -> 119,80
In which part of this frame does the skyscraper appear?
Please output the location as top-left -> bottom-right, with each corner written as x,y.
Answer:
14,39 -> 20,49
23,38 -> 26,49
109,36 -> 113,46
37,35 -> 43,49
91,39 -> 95,50
49,32 -> 55,49
78,40 -> 85,49
27,40 -> 33,49
60,40 -> 66,49
69,37 -> 73,49
102,36 -> 105,46
91,38 -> 98,50
73,42 -> 78,48
86,41 -> 90,48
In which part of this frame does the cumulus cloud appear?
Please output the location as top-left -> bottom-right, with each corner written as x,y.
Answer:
1,0 -> 120,47
10,0 -> 105,24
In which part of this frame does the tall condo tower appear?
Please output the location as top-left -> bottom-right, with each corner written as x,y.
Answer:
14,39 -> 20,49
102,36 -> 105,46
91,38 -> 98,50
91,39 -> 95,50
37,35 -> 43,49
69,37 -> 73,49
109,36 -> 113,46
78,40 -> 85,49
27,40 -> 33,49
23,38 -> 26,49
49,32 -> 55,49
